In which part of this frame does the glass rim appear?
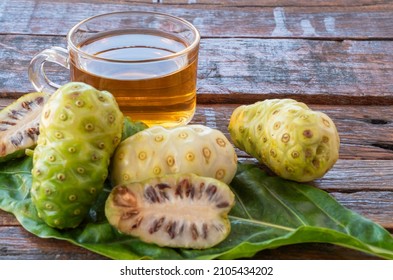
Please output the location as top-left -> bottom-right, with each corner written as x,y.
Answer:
66,10 -> 200,63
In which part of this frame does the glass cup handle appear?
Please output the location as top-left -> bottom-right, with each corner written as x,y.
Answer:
28,47 -> 69,94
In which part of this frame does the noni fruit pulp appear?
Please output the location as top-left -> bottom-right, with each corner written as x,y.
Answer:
111,124 -> 238,185
228,99 -> 340,182
0,91 -> 48,162
30,82 -> 123,229
105,173 -> 235,249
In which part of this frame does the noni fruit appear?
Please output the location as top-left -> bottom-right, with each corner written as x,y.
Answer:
228,99 -> 340,182
111,124 -> 238,185
30,82 -> 123,229
0,91 -> 48,163
105,173 -> 235,249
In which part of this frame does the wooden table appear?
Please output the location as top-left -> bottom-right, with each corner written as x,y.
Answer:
1,0 -> 393,260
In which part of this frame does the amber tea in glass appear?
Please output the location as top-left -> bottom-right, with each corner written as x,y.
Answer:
29,11 -> 200,127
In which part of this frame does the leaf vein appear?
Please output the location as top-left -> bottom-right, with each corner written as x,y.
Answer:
230,187 -> 254,220
295,187 -> 349,233
230,215 -> 295,232
264,186 -> 308,226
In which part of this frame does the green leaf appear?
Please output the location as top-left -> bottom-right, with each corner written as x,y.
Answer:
220,163 -> 393,260
1,158 -> 392,259
121,117 -> 149,141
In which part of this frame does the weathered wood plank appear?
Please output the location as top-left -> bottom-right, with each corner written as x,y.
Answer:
196,39 -> 393,105
3,97 -> 393,161
24,0 -> 392,6
237,159 -> 393,194
0,225 -> 382,259
0,226 -> 108,260
1,98 -> 393,159
161,0 -> 392,7
0,210 -> 16,226
1,35 -> 393,104
1,0 -> 393,39
252,243 -> 381,260
192,104 -> 393,160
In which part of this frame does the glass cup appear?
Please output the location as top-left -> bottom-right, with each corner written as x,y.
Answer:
28,11 -> 200,128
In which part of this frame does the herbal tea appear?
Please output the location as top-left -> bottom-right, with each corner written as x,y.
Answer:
69,29 -> 198,127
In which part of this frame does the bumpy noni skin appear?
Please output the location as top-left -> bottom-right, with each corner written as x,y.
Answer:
228,99 -> 340,182
30,82 -> 123,229
111,124 -> 238,186
105,173 -> 235,249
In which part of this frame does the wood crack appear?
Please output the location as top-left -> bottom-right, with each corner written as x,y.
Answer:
371,143 -> 393,152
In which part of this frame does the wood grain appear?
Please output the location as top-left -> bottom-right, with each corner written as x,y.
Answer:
1,0 -> 393,39
1,35 -> 393,104
0,226 -> 108,260
194,104 -> 393,160
1,99 -> 393,160
0,224 -> 382,259
1,0 -> 393,260
196,39 -> 393,105
161,0 -> 392,7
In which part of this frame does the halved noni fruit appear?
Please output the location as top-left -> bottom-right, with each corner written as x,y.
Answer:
0,91 -> 48,162
105,173 -> 235,249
